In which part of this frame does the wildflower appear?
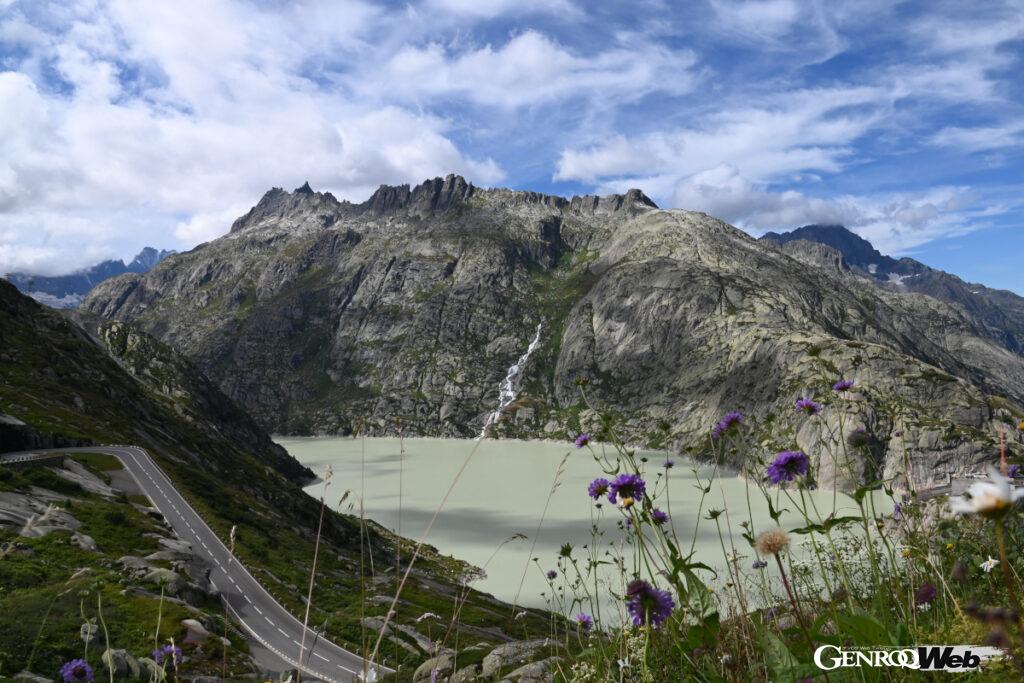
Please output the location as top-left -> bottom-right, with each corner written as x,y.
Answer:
915,582 -> 937,605
617,657 -> 631,670
755,527 -> 790,556
766,450 -> 809,485
832,379 -> 855,392
981,556 -> 999,573
513,611 -> 527,620
751,560 -> 768,570
60,659 -> 94,683
587,478 -> 610,501
153,644 -> 183,666
608,473 -> 646,508
1019,419 -> 1024,431
949,467 -> 1024,518
546,570 -> 557,580
415,612 -> 440,623
795,397 -> 821,415
892,503 -> 902,519
575,613 -> 594,630
663,458 -> 675,469
1009,464 -> 1021,479
575,433 -> 591,448
945,543 -> 954,551
625,580 -> 675,627
559,543 -> 573,558
720,654 -> 734,668
711,411 -> 744,439
651,509 -> 669,525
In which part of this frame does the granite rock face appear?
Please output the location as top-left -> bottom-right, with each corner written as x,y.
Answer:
82,177 -> 1024,489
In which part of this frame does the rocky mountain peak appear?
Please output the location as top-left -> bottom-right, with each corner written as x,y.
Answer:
360,174 -> 476,217
230,183 -> 342,233
761,225 -> 893,273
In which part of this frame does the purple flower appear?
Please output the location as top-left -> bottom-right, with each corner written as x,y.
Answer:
711,411 -> 744,439
832,379 -> 855,392
626,580 -> 675,627
60,659 -> 94,683
587,478 -> 610,501
1009,464 -> 1021,479
795,397 -> 821,415
608,473 -> 646,507
915,581 -> 937,605
575,613 -> 594,630
546,569 -> 557,580
153,644 -> 183,667
752,560 -> 768,570
651,509 -> 669,525
663,458 -> 675,469
766,450 -> 810,485
892,503 -> 902,519
575,433 -> 591,448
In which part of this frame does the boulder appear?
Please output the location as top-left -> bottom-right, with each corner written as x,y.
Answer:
101,649 -> 142,680
481,640 -> 548,678
501,656 -> 561,682
413,653 -> 453,682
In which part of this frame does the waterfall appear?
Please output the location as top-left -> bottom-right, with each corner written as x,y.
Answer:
478,323 -> 543,439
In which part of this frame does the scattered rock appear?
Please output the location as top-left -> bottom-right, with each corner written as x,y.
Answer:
71,532 -> 98,552
450,664 -> 481,682
101,648 -> 142,680
182,618 -> 211,643
12,671 -> 53,683
501,656 -> 560,682
481,640 -> 548,678
413,653 -> 453,682
55,460 -> 118,497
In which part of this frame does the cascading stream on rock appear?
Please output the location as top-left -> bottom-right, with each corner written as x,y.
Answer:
479,323 -> 543,439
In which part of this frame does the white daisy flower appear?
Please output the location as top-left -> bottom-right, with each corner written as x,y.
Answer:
949,468 -> 1024,518
981,556 -> 999,573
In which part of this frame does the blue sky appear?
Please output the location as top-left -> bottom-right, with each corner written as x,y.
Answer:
1,1 -> 1023,293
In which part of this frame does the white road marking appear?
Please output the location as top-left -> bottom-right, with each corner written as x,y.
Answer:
278,628 -> 288,636
314,653 -> 329,662
265,617 -> 275,626
254,607 -> 262,615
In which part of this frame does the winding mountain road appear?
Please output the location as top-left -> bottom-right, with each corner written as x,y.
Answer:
0,446 -> 388,683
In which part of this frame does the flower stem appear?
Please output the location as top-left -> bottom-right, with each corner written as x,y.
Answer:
774,555 -> 814,653
996,521 -> 1019,608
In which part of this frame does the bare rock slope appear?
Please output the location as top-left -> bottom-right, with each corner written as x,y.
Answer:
82,176 -> 1024,489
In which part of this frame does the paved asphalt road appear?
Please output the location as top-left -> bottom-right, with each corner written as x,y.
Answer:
1,446 -> 389,682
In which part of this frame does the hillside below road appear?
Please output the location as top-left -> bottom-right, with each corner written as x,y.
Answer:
0,446 -> 389,683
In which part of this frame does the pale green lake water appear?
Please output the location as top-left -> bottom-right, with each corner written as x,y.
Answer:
278,437 -> 888,619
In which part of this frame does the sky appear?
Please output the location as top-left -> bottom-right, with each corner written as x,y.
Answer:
1,1 -> 1023,293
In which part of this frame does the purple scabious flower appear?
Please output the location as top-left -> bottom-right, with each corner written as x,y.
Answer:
651,509 -> 669,525
587,478 -> 610,500
608,473 -> 646,507
575,613 -> 594,630
892,503 -> 902,519
575,433 -> 591,448
915,581 -> 937,605
795,397 -> 821,415
153,644 -> 183,667
60,659 -> 94,683
626,580 -> 675,627
546,569 -> 557,580
752,560 -> 768,570
832,379 -> 855,392
1009,464 -> 1022,479
766,450 -> 810,485
663,458 -> 675,469
711,411 -> 744,439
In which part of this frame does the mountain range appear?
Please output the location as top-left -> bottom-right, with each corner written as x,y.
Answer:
79,175 -> 1024,491
5,246 -> 175,308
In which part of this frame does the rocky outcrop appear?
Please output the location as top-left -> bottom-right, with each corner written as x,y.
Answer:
81,176 -> 1024,489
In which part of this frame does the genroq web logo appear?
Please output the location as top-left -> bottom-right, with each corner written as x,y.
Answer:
814,645 -> 1005,671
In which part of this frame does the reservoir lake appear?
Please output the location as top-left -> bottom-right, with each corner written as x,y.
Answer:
279,436 -> 888,620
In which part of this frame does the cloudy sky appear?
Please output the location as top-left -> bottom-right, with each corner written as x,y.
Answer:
2,1 -> 1024,292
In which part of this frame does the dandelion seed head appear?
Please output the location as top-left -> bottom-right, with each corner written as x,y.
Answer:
755,527 -> 790,556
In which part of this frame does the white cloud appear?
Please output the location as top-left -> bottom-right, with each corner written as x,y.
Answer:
424,0 -> 579,19
667,165 -> 992,255
555,86 -> 883,184
372,30 -> 698,109
931,123 -> 1024,152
